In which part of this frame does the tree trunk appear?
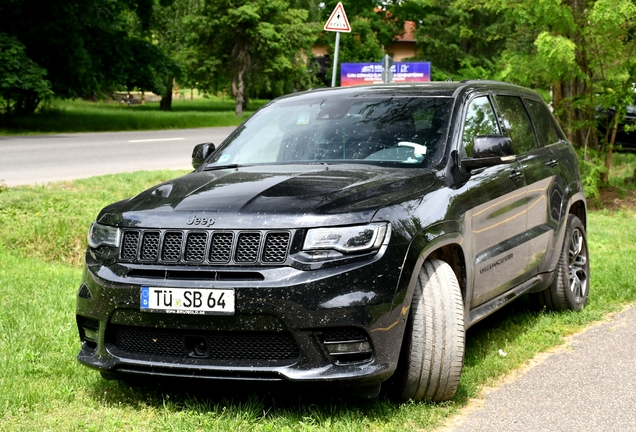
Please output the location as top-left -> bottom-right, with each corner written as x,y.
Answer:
548,0 -> 591,149
232,69 -> 245,118
160,91 -> 172,111
15,90 -> 41,115
602,107 -> 621,183
160,77 -> 173,111
231,51 -> 248,118
231,34 -> 250,118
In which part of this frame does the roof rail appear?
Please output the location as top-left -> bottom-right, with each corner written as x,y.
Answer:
459,79 -> 513,85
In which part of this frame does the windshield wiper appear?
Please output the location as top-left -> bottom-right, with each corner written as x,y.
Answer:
203,163 -> 241,171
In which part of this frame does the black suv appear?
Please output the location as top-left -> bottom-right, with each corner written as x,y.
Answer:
76,81 -> 589,402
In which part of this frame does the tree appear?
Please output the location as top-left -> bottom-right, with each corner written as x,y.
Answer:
467,0 -> 636,192
399,0 -> 510,80
188,0 -> 317,117
0,33 -> 52,115
0,0 -> 176,113
129,0 -> 200,111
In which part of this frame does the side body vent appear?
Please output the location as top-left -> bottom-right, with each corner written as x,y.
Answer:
78,284 -> 92,299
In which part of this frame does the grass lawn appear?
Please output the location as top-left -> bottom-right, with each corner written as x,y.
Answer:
0,96 -> 269,135
1,164 -> 635,431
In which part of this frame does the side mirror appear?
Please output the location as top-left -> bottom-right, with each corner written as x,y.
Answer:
192,142 -> 215,169
462,135 -> 516,171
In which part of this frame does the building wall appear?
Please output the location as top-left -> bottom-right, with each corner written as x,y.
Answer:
386,42 -> 417,62
312,45 -> 329,57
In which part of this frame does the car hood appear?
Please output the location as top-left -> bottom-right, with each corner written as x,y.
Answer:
97,164 -> 436,229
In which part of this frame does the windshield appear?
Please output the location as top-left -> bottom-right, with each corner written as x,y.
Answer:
205,96 -> 454,169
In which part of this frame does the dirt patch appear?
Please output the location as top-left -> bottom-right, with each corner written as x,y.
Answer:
588,187 -> 636,211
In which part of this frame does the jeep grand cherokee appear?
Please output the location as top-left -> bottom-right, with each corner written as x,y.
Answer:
76,81 -> 589,402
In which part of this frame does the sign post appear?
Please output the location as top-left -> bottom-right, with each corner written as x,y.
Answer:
382,54 -> 394,83
323,2 -> 351,87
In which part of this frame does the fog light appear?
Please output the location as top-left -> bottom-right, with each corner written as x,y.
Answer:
83,327 -> 98,342
298,250 -> 344,261
324,340 -> 371,355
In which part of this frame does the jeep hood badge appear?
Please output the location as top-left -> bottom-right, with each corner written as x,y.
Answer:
186,215 -> 216,227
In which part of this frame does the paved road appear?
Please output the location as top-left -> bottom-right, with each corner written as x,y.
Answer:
0,127 -> 236,186
446,305 -> 636,432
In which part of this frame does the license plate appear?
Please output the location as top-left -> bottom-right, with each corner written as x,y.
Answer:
140,286 -> 235,315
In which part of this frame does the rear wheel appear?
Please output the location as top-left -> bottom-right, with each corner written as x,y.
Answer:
533,214 -> 589,311
394,259 -> 465,402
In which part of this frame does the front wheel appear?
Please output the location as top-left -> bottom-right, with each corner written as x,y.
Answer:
533,214 -> 590,311
393,259 -> 465,402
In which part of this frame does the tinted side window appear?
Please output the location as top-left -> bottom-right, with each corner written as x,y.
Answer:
462,96 -> 500,157
495,95 -> 538,154
524,98 -> 561,147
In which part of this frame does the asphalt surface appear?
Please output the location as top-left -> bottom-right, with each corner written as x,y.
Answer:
0,127 -> 235,186
446,305 -> 636,432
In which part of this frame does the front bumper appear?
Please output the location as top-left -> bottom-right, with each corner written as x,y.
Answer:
76,244 -> 410,386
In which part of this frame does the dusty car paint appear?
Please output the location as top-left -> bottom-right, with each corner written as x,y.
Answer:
76,81 -> 586,398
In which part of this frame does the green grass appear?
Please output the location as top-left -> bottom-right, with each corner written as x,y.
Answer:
608,152 -> 636,186
0,166 -> 635,431
0,96 -> 269,135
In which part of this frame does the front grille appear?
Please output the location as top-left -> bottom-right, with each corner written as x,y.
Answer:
185,233 -> 207,262
140,232 -> 160,261
262,233 -> 291,263
162,232 -> 183,261
77,316 -> 99,331
121,231 -> 140,260
210,233 -> 233,263
321,327 -> 369,343
120,229 -> 292,266
107,325 -> 299,361
236,233 -> 261,262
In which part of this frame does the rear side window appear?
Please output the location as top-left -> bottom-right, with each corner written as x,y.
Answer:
524,98 -> 562,147
495,95 -> 538,154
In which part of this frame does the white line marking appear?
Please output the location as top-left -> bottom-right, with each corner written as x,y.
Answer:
128,138 -> 186,143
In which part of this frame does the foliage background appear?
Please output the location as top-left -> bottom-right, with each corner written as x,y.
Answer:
2,0 -> 636,191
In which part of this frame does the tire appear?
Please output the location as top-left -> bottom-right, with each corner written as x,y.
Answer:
533,214 -> 590,311
393,259 -> 465,402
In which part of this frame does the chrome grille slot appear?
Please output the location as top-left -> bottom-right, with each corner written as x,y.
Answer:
140,231 -> 160,261
121,231 -> 140,260
235,233 -> 262,263
162,232 -> 183,261
263,232 -> 291,263
209,232 -> 233,263
185,232 -> 207,262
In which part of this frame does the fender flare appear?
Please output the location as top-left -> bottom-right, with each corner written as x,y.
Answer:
389,220 -> 466,328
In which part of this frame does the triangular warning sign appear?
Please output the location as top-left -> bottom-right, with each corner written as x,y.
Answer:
324,2 -> 351,33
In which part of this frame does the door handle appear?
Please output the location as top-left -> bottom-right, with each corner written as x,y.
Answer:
508,170 -> 524,181
546,159 -> 560,168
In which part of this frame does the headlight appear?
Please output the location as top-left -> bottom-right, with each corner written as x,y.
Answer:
303,223 -> 389,253
88,222 -> 121,249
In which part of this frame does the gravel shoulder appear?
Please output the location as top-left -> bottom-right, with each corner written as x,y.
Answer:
441,305 -> 636,432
